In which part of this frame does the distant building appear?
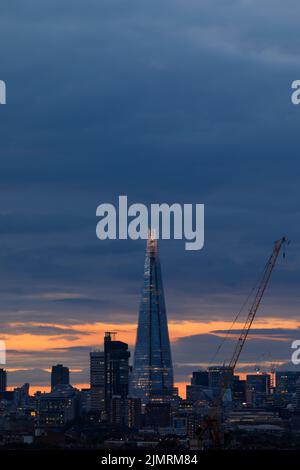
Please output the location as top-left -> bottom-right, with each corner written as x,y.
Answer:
145,402 -> 171,428
126,397 -> 142,429
109,396 -> 142,428
36,384 -> 78,428
172,402 -> 201,438
0,368 -> 7,392
51,364 -> 69,391
79,388 -> 92,415
130,236 -> 174,404
276,371 -> 300,395
0,390 -> 14,402
246,374 -> 271,407
90,350 -> 106,412
186,370 -> 211,403
296,378 -> 300,409
191,371 -> 209,387
90,332 -> 130,414
105,332 -> 130,403
233,376 -> 246,404
13,383 -> 30,408
208,366 -> 234,401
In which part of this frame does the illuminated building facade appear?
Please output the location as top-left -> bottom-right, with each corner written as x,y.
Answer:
90,332 -> 130,413
130,235 -> 174,404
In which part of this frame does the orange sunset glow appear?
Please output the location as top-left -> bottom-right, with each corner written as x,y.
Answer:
4,316 -> 300,394
3,317 -> 299,352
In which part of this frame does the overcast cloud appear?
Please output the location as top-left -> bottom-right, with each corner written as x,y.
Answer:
0,0 -> 300,388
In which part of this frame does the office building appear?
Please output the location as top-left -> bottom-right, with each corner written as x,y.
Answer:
296,378 -> 300,409
145,402 -> 172,428
90,332 -> 130,413
0,368 -> 7,392
276,371 -> 300,395
105,332 -> 130,402
90,350 -> 106,412
51,364 -> 69,391
208,366 -> 234,401
191,371 -> 209,387
186,370 -> 211,403
233,376 -> 246,404
36,384 -> 78,428
130,234 -> 174,404
246,373 -> 271,407
109,396 -> 142,428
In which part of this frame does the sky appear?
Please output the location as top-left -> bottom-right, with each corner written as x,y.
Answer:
0,0 -> 300,395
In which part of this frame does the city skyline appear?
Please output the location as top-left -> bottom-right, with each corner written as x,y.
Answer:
2,231 -> 299,397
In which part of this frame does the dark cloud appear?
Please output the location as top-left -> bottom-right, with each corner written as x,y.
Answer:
172,329 -> 299,371
6,368 -> 86,388
6,347 -> 92,386
0,0 -> 299,385
212,328 -> 300,339
0,323 -> 91,337
0,213 -> 90,235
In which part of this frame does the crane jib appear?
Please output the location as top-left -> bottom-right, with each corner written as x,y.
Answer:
222,237 -> 288,397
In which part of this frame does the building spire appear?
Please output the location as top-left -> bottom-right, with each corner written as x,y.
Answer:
147,229 -> 158,256
130,235 -> 174,404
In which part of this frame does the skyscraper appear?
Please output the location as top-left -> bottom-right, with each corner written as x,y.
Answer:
104,332 -> 130,402
130,234 -> 174,404
208,366 -> 234,390
0,368 -> 7,392
90,332 -> 130,413
51,364 -> 70,391
90,350 -> 106,412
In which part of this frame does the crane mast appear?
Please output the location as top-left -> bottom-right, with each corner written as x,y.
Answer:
196,237 -> 288,448
228,236 -> 287,371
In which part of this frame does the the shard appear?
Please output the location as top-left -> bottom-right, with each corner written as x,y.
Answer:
130,233 -> 174,404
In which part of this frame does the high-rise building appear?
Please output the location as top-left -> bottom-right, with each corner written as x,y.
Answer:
191,371 -> 209,387
90,332 -> 130,413
109,397 -> 142,428
130,235 -> 174,404
208,366 -> 234,399
105,332 -> 130,403
0,368 -> 7,392
276,371 -> 300,395
246,373 -> 271,407
233,376 -> 246,404
79,388 -> 92,414
125,397 -> 142,428
186,370 -> 210,403
51,364 -> 70,391
13,383 -> 30,408
90,350 -> 106,412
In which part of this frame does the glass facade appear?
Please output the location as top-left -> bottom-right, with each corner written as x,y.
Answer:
130,235 -> 174,404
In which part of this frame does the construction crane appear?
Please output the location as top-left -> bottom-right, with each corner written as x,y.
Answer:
196,236 -> 288,448
228,236 -> 287,372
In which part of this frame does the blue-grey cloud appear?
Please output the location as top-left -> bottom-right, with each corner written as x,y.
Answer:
172,330 -> 299,370
0,323 -> 91,337
0,0 -> 300,386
